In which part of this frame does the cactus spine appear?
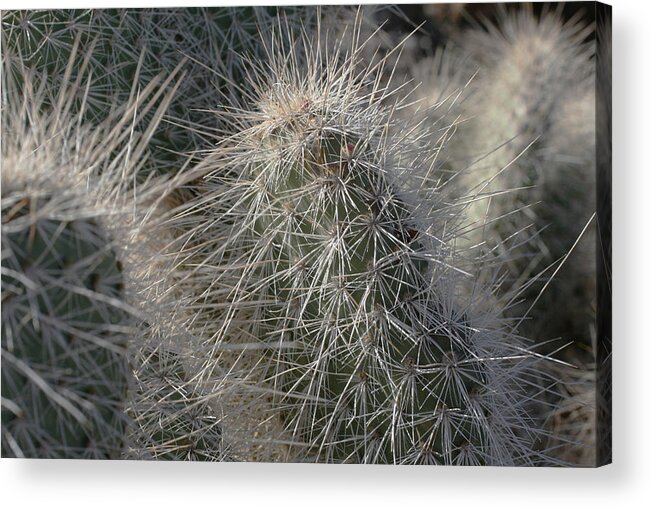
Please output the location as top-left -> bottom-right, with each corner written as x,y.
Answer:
125,347 -> 226,461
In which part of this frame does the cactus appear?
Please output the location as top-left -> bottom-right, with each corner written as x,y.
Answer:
0,71 -> 133,457
0,5 -> 602,465
0,40 -> 183,458
174,23 -> 549,465
1,197 -> 130,459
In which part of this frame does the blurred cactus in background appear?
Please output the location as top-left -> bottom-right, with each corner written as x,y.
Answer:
0,3 -> 608,465
438,7 -> 596,355
468,8 -> 595,350
0,43 -> 179,457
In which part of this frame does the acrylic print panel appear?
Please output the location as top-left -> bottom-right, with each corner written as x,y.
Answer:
1,2 -> 611,466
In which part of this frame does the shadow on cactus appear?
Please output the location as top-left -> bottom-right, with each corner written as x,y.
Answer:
1,197 -> 130,458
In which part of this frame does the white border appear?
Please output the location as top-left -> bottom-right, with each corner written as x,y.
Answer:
1,0 -> 649,505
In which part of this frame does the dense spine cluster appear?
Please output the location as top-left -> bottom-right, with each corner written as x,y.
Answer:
125,347 -> 225,461
173,28 -> 548,465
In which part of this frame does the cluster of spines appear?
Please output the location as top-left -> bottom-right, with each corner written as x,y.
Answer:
125,347 -> 226,461
171,25 -> 549,465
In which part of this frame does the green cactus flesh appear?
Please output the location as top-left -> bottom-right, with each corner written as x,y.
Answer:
247,125 -> 491,464
1,196 -> 129,458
